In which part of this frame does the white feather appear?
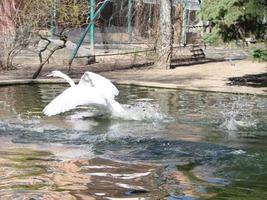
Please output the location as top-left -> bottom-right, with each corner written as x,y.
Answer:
43,86 -> 108,116
79,72 -> 119,99
105,98 -> 126,117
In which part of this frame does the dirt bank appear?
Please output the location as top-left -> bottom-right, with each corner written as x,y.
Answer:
0,59 -> 266,95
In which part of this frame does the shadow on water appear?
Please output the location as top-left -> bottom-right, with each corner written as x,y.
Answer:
0,84 -> 266,199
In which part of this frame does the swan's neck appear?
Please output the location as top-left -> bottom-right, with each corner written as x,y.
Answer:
58,73 -> 76,87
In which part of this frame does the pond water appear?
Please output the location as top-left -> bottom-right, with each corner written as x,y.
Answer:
0,84 -> 266,200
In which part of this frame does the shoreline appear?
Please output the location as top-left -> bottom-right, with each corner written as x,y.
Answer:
0,60 -> 266,96
0,78 -> 266,96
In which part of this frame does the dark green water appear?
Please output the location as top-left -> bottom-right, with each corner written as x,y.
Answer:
0,84 -> 266,199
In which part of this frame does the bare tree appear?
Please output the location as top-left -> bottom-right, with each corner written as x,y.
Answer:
154,0 -> 173,69
0,0 -> 89,71
0,0 -> 30,70
32,31 -> 67,79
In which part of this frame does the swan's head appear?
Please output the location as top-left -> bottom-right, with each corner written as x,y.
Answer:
47,70 -> 63,77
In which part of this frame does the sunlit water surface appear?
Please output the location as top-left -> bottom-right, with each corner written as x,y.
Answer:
0,84 -> 266,200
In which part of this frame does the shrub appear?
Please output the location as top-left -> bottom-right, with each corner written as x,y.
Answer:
251,48 -> 267,62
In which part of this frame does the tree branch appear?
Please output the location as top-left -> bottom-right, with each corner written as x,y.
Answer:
32,30 -> 67,79
37,34 -> 51,63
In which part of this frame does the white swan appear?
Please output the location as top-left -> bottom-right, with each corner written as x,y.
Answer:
43,70 -> 124,117
47,70 -> 76,87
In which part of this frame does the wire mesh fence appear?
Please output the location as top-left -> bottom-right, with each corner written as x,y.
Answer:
1,0 -> 205,70
59,1 -> 202,47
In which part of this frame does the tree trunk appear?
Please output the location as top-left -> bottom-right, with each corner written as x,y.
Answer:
154,0 -> 173,69
173,4 -> 183,44
0,0 -> 17,35
134,0 -> 145,37
0,0 -> 19,70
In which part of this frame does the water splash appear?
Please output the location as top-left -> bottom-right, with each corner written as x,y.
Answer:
218,95 -> 258,131
66,101 -> 167,122
120,102 -> 166,121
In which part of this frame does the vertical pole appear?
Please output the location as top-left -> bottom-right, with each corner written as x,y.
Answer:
51,0 -> 57,36
148,3 -> 152,38
181,0 -> 188,45
69,0 -> 110,68
187,3 -> 191,37
90,0 -> 95,51
128,0 -> 133,42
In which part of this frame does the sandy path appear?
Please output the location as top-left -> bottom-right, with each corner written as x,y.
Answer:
100,60 -> 267,95
0,60 -> 266,95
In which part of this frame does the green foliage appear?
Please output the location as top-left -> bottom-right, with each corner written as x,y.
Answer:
251,48 -> 267,62
200,0 -> 267,45
203,27 -> 223,45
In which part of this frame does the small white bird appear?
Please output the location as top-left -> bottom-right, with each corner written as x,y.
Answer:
43,70 -> 124,117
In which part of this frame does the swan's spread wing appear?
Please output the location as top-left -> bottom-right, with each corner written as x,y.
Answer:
43,86 -> 107,116
79,72 -> 119,99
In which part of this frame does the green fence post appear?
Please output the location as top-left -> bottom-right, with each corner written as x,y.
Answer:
182,0 -> 188,45
51,0 -> 57,35
128,0 -> 133,42
69,0 -> 110,68
90,0 -> 95,51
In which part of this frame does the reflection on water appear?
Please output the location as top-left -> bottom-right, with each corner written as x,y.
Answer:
0,84 -> 266,199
